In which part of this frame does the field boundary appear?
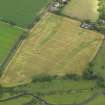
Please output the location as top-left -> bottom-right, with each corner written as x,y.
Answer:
0,13 -> 50,87
23,1 -> 52,29
0,31 -> 28,76
0,0 -> 52,78
0,90 -> 101,105
84,35 -> 105,72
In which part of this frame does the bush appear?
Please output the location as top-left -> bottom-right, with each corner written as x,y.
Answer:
63,74 -> 81,81
94,23 -> 105,34
83,68 -> 97,80
32,75 -> 57,82
96,76 -> 105,88
98,0 -> 105,19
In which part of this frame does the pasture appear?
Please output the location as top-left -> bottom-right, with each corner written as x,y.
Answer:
0,96 -> 32,105
0,79 -> 96,105
87,95 -> 105,105
0,13 -> 104,86
0,0 -> 50,27
62,0 -> 99,22
43,92 -> 94,104
0,21 -> 24,69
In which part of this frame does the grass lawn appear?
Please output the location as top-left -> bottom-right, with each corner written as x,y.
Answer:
62,0 -> 99,22
0,21 -> 24,68
0,13 -> 103,86
0,0 -> 50,27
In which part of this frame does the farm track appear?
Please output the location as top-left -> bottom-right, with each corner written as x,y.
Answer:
0,92 -> 99,105
0,92 -> 49,105
0,88 -> 101,105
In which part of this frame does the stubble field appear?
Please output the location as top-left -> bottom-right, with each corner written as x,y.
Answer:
62,0 -> 99,22
0,13 -> 104,86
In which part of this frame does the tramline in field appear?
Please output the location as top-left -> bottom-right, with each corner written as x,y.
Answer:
0,13 -> 104,86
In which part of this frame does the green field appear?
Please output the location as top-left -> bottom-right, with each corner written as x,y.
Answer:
89,42 -> 105,79
0,79 -> 97,105
0,21 -> 24,68
0,78 -> 105,105
87,95 -> 105,105
62,0 -> 99,22
0,96 -> 32,105
43,92 -> 94,104
0,0 -> 50,27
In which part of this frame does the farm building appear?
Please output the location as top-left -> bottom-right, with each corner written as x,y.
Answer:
80,22 -> 95,29
99,19 -> 105,25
